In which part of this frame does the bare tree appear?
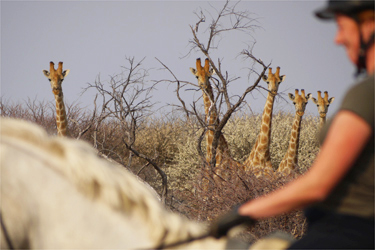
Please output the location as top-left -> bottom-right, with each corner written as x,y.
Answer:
158,0 -> 269,171
83,56 -> 168,203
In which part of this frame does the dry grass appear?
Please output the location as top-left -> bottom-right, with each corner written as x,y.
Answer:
170,168 -> 307,243
1,99 -> 321,241
169,112 -> 320,191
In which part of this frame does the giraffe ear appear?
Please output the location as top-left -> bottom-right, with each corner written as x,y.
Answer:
311,97 -> 318,104
262,75 -> 268,82
62,69 -> 70,77
190,68 -> 197,75
279,75 -> 286,82
306,93 -> 312,100
43,70 -> 50,78
328,97 -> 335,104
288,93 -> 295,101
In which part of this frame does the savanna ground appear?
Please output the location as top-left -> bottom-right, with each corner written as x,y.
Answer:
0,98 -> 321,243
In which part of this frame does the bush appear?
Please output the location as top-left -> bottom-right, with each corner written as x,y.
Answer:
170,168 -> 307,243
170,112 -> 320,191
1,99 -> 321,241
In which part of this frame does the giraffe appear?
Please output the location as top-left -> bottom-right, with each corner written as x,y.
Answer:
311,91 -> 335,129
242,67 -> 286,177
190,58 -> 239,184
277,89 -> 311,176
43,61 -> 70,137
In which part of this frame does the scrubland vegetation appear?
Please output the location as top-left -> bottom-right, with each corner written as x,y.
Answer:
1,0 -> 328,243
0,98 -> 321,242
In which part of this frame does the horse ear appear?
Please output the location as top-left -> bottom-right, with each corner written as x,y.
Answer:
328,97 -> 335,104
190,68 -> 197,75
43,70 -> 50,78
288,93 -> 295,101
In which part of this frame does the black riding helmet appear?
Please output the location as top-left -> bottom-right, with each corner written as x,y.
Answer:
315,0 -> 375,75
315,0 -> 374,20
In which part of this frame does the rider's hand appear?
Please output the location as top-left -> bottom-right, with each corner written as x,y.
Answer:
209,205 -> 256,239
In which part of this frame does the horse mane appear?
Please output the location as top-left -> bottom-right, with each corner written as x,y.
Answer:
0,118 -> 208,246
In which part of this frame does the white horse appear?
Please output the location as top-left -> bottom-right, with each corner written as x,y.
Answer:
0,118 -> 293,249
0,118 -> 242,249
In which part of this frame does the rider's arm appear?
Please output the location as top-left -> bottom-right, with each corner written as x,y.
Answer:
238,110 -> 372,219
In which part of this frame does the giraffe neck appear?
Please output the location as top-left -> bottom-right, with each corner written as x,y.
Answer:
244,92 -> 275,169
277,113 -> 302,174
202,86 -> 217,126
202,86 -> 217,162
319,115 -> 326,129
54,92 -> 68,137
201,84 -> 233,170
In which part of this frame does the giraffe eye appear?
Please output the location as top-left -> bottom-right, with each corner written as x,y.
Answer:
316,105 -> 319,107
195,76 -> 199,79
293,102 -> 296,105
48,79 -> 51,82
61,79 -> 64,82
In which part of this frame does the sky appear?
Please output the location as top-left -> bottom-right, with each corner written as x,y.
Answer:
1,0 -> 356,119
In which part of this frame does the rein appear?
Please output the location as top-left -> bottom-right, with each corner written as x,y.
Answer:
142,232 -> 251,250
0,210 -> 14,250
152,232 -> 212,249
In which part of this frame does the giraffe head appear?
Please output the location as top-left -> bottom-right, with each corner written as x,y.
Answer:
190,58 -> 214,90
43,62 -> 70,96
288,89 -> 311,116
311,91 -> 335,118
262,67 -> 286,95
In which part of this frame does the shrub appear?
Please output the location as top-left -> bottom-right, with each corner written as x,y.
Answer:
170,168 -> 307,243
1,99 -> 321,241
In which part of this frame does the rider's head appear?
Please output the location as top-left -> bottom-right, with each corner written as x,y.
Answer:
315,0 -> 375,75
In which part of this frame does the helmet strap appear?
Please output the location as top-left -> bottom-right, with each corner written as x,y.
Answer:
356,31 -> 375,76
356,33 -> 367,76
353,15 -> 375,76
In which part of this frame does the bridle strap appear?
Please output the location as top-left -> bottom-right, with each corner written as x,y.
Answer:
0,210 -> 14,250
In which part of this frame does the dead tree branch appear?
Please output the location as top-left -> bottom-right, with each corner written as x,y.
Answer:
191,0 -> 267,169
83,56 -> 167,202
157,1 -> 268,172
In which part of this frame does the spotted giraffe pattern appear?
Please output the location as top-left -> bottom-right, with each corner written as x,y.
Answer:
242,67 -> 286,178
190,58 -> 240,185
277,89 -> 311,176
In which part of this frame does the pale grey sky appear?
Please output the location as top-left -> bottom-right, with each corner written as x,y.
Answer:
1,0 -> 355,117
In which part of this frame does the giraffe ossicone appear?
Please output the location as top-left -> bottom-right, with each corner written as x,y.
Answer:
43,61 -> 70,137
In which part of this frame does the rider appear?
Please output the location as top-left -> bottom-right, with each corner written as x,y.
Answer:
210,1 -> 374,249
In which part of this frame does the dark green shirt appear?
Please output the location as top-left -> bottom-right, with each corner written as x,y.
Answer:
317,74 -> 374,219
